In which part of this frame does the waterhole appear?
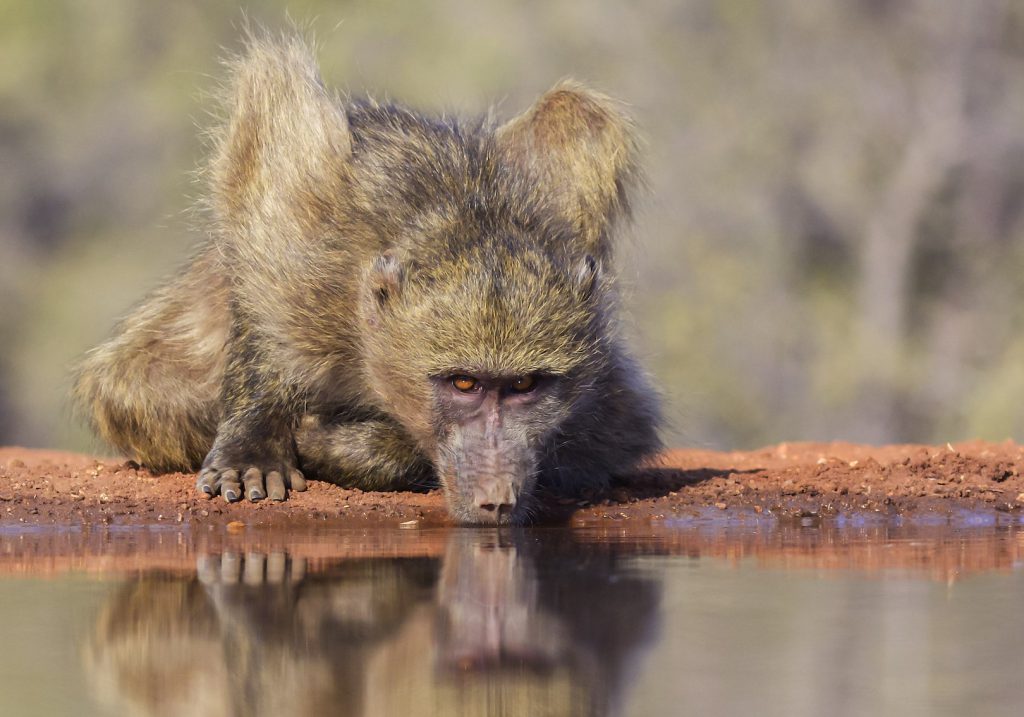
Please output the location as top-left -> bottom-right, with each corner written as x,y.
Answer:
1,518 -> 1022,716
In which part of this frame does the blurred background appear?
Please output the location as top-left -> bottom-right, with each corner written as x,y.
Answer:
4,0 -> 1024,454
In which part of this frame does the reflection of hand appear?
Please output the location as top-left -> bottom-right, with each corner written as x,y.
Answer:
195,551 -> 311,651
197,551 -> 306,587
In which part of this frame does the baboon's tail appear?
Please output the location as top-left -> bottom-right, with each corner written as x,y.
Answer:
72,245 -> 229,472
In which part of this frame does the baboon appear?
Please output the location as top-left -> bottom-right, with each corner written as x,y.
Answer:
73,33 -> 661,524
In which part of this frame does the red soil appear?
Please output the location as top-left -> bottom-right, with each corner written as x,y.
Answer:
2,440 -> 1022,530
3,441 -> 1023,580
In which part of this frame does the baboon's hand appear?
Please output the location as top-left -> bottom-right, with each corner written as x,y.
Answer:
197,443 -> 307,503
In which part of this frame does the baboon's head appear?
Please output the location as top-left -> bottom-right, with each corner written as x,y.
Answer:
362,241 -> 608,524
358,82 -> 640,525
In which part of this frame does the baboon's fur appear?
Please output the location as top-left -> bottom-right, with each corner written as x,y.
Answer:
73,33 -> 661,522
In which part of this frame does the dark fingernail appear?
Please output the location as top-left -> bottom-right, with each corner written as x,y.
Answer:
249,489 -> 264,501
201,485 -> 213,495
224,489 -> 239,501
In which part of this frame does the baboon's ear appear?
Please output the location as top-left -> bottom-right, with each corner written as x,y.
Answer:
496,80 -> 640,259
208,33 -> 352,234
574,254 -> 602,299
370,253 -> 404,305
363,253 -> 404,327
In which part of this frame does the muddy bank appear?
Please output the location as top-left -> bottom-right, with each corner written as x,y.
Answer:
2,440 -> 1023,531
3,441 -> 1024,580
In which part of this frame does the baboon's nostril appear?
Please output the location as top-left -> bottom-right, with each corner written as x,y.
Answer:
480,503 -> 497,512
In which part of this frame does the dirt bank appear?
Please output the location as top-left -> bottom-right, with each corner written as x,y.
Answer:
3,441 -> 1024,580
2,440 -> 1023,530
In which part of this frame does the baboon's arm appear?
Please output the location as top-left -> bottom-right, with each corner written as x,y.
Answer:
295,415 -> 434,491
196,306 -> 307,502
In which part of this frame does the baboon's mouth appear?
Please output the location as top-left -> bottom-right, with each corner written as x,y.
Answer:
448,500 -> 521,526
440,482 -> 525,526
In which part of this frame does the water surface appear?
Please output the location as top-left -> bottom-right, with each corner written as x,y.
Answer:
2,520 -> 1022,716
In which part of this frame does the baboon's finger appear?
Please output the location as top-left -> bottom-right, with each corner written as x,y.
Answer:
288,468 -> 307,492
196,468 -> 219,497
243,468 -> 266,502
266,471 -> 286,501
221,469 -> 242,503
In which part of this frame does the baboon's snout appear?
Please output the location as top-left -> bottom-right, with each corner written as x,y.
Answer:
451,464 -> 529,525
472,476 -> 517,516
438,422 -> 535,525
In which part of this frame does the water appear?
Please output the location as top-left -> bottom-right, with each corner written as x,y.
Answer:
1,520 -> 1023,716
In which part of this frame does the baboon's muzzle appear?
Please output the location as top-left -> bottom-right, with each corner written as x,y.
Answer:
437,413 -> 535,525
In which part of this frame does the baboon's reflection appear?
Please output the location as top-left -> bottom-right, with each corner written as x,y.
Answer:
86,531 -> 660,716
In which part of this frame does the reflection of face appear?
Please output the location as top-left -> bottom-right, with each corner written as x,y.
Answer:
364,532 -> 585,717
85,531 -> 660,717
435,535 -> 567,673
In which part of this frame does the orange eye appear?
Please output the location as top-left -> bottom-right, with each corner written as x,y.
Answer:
510,375 -> 537,393
452,375 -> 479,392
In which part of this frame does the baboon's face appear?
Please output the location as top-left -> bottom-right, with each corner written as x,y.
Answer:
360,238 -> 605,524
428,369 -> 569,524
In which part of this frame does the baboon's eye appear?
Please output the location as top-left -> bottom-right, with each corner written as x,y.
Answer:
509,375 -> 537,393
451,375 -> 479,393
